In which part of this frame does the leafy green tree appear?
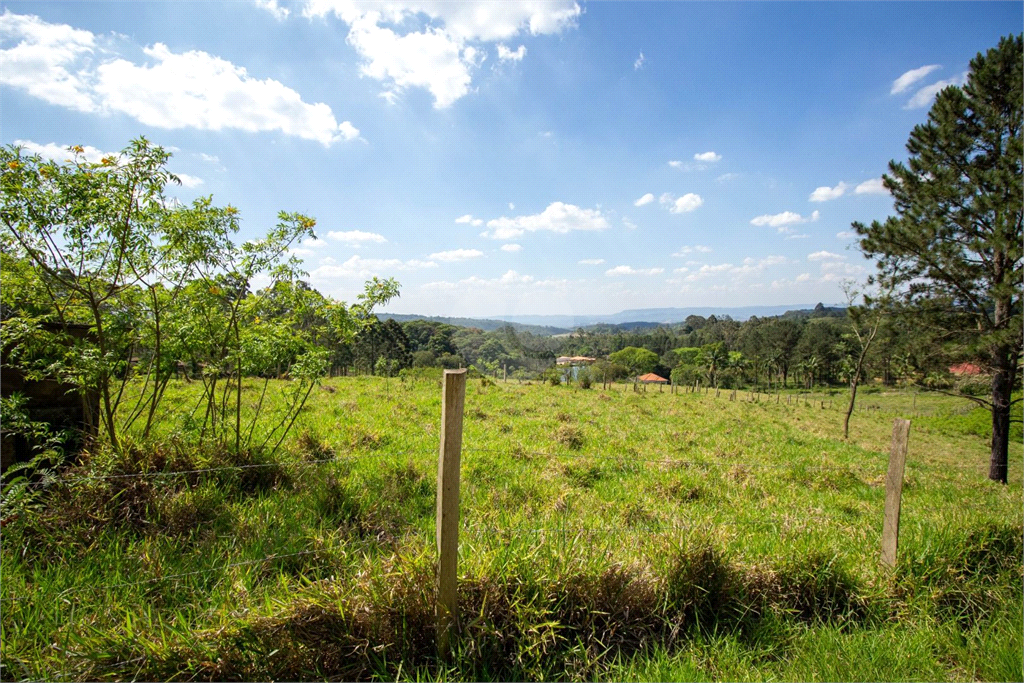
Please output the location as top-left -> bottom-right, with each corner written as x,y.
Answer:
608,346 -> 659,380
698,342 -> 729,388
853,35 -> 1022,483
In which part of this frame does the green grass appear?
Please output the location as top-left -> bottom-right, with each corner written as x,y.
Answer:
1,375 -> 1021,681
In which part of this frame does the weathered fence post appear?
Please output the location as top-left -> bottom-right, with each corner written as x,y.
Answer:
881,418 -> 911,569
437,369 -> 467,657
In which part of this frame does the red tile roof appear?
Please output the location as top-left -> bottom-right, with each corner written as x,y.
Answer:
637,372 -> 669,383
949,362 -> 985,376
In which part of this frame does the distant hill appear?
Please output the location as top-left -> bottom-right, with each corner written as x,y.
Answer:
378,304 -> 845,336
376,313 -> 570,336
493,304 -> 844,328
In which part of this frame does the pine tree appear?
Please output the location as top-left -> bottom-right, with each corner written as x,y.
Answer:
854,34 -> 1022,483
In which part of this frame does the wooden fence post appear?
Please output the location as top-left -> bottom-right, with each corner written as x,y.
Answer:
881,418 -> 911,569
437,369 -> 467,657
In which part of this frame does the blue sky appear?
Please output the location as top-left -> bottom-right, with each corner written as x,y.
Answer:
2,1 -> 1020,317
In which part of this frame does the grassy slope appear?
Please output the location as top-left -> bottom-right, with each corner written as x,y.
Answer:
1,376 -> 1020,681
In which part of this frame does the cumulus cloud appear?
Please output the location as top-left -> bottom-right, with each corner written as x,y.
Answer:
481,201 -> 609,239
854,177 -> 889,195
809,182 -> 848,202
819,261 -> 867,281
750,210 -> 819,231
500,243 -> 522,252
0,11 -> 359,146
685,263 -> 734,281
905,72 -> 967,109
659,192 -> 703,214
427,248 -> 484,262
693,151 -> 721,162
634,51 -> 644,70
13,139 -> 112,163
497,44 -> 526,61
174,172 -> 205,188
325,230 -> 388,244
298,1 -> 580,108
14,138 -> 206,187
890,64 -> 941,94
578,259 -> 605,265
807,250 -> 844,261
454,214 -> 484,226
605,265 -> 664,276
254,0 -> 291,20
634,192 -> 654,207
671,245 -> 712,256
310,254 -> 436,279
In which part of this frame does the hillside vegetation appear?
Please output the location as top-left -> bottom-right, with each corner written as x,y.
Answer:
2,376 -> 1020,681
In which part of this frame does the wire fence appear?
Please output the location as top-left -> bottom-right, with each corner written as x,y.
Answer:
2,378 -> 1014,625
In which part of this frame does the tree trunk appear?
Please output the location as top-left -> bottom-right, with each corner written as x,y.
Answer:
843,379 -> 858,440
988,348 -> 1014,484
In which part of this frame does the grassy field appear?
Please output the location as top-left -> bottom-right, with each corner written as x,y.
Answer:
1,374 -> 1021,681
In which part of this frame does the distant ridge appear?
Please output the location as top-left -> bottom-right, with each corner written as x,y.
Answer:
379,304 -> 844,335
375,313 -> 571,335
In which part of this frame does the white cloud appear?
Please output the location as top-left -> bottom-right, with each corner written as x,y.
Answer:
795,273 -> 812,282
673,267 -> 689,274
605,265 -> 664,276
174,172 -> 205,188
716,172 -> 740,183
659,192 -> 703,214
14,139 -> 205,188
0,10 -> 99,113
672,245 -> 712,256
750,210 -> 819,230
481,201 -> 609,239
836,231 -> 856,240
254,0 -> 291,20
12,139 -> 111,163
634,51 -> 644,70
667,159 -> 708,172
497,44 -> 526,61
500,243 -> 522,252
300,1 -> 580,108
685,263 -> 734,281
808,250 -> 844,261
809,182 -> 848,202
634,192 -> 654,207
454,214 -> 484,226
819,261 -> 867,281
0,12 -> 359,147
693,151 -> 721,163
427,248 -> 484,262
310,254 -> 436,279
422,269 -> 570,292
905,72 -> 967,109
622,217 -> 638,231
890,64 -> 941,94
785,233 -> 810,240
199,152 -> 220,163
854,177 -> 889,195
578,259 -> 605,265
508,202 -> 515,210
325,229 -> 388,244
539,130 -> 552,138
